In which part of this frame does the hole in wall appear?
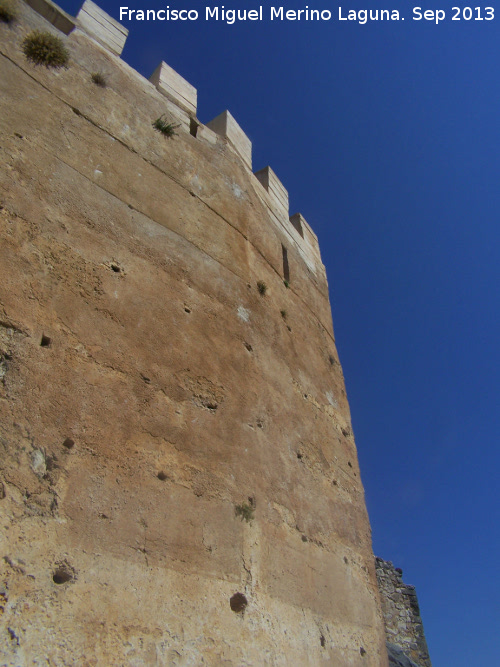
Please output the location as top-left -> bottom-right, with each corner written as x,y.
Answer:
62,438 -> 74,449
189,118 -> 198,137
344,556 -> 349,564
110,263 -> 121,273
7,628 -> 18,644
297,452 -> 303,460
244,342 -> 252,352
301,535 -> 307,542
230,592 -> 248,613
347,461 -> 352,468
282,245 -> 290,283
320,634 -> 325,648
40,335 -> 51,347
52,564 -> 74,584
360,647 -> 367,657
329,355 -> 335,365
157,471 -> 168,481
184,307 -> 191,313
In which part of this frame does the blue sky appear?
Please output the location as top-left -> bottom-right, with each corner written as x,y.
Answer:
61,2 -> 500,663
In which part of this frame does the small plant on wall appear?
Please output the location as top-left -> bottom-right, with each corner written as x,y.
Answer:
0,0 -> 17,23
235,501 -> 255,523
257,280 -> 267,296
91,71 -> 106,87
22,30 -> 69,68
153,115 -> 180,137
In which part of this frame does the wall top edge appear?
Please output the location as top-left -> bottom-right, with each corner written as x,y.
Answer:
24,0 -> 322,248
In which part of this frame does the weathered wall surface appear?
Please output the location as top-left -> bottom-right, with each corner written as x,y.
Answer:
375,558 -> 431,667
0,2 -> 388,664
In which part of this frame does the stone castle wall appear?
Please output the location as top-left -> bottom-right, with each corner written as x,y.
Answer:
1,1 -> 389,664
375,558 -> 432,667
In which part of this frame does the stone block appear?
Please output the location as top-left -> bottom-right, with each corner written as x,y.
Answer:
206,110 -> 252,169
197,124 -> 218,146
76,0 -> 128,56
254,166 -> 288,215
149,61 -> 197,116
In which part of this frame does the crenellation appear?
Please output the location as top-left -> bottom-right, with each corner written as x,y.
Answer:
149,60 -> 198,116
289,213 -> 323,267
254,165 -> 289,216
76,0 -> 128,55
206,109 -> 252,169
21,0 -> 320,260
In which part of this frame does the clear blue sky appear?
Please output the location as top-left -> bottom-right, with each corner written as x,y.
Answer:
61,2 -> 500,664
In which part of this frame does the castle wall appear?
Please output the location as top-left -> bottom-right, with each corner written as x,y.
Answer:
0,2 -> 388,664
375,558 -> 432,667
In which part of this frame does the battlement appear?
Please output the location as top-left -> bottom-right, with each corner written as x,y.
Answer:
207,110 -> 252,170
20,0 -> 323,267
149,60 -> 197,116
76,0 -> 128,55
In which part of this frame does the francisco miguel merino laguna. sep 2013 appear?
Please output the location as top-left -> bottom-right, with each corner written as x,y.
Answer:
118,6 -> 495,24
118,6 -> 405,24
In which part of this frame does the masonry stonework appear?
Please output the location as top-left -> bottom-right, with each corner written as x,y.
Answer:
0,1 -> 401,664
375,558 -> 432,667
